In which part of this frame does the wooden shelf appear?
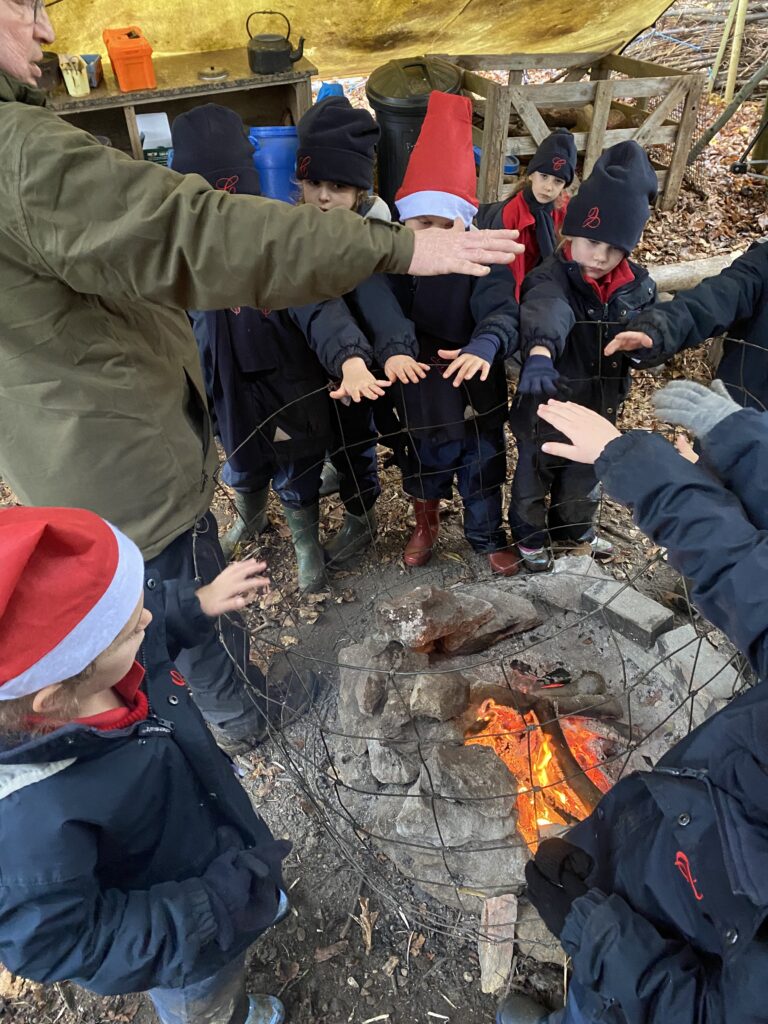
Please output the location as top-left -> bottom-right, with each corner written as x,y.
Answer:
49,47 -> 317,158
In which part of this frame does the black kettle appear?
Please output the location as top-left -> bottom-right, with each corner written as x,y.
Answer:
246,10 -> 304,75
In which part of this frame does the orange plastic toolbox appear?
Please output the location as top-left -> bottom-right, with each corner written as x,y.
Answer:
102,27 -> 156,93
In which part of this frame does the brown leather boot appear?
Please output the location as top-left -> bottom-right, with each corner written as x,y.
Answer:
487,548 -> 521,576
403,499 -> 441,567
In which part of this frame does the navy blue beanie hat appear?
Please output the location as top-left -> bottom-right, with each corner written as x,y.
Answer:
527,128 -> 577,185
170,104 -> 260,196
563,140 -> 657,253
296,96 -> 379,190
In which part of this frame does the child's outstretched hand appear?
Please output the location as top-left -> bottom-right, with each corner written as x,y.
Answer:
196,559 -> 270,617
537,400 -> 621,464
438,349 -> 491,387
330,357 -> 391,403
384,354 -> 430,384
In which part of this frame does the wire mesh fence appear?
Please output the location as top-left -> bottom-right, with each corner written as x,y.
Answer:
196,324 -> 762,963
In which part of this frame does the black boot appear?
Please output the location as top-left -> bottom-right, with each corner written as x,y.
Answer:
496,993 -> 552,1024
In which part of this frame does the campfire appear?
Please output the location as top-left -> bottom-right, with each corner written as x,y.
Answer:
466,699 -> 611,849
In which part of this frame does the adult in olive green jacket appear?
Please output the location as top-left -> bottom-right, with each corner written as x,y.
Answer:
0,1 -> 523,744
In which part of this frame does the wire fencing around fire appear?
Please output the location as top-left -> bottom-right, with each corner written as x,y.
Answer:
199,328 -> 760,961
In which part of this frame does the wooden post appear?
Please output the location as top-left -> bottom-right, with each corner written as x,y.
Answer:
725,0 -> 749,103
583,78 -> 614,177
477,77 -> 514,203
709,0 -> 739,94
660,73 -> 705,210
123,105 -> 143,159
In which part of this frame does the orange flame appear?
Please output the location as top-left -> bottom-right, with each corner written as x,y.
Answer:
466,699 -> 610,850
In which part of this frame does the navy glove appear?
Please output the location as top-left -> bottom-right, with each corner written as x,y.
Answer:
518,354 -> 561,397
535,837 -> 594,886
203,845 -> 273,951
525,857 -> 589,939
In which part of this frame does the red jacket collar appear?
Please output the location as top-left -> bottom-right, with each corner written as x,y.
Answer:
563,242 -> 635,302
75,661 -> 149,732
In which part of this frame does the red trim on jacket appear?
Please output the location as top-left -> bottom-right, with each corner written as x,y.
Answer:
502,191 -> 568,300
75,662 -> 149,731
564,242 -> 636,302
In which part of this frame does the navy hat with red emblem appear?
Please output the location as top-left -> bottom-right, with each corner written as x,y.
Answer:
527,128 -> 577,185
170,104 -> 261,196
296,96 -> 379,190
563,140 -> 657,253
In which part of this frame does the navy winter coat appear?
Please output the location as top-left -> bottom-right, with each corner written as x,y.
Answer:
0,592 -> 288,996
558,413 -> 768,1023
513,251 -> 656,440
386,262 -> 519,443
192,304 -> 333,484
631,240 -> 768,411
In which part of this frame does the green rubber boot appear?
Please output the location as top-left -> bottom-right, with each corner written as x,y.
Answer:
325,506 -> 377,566
283,503 -> 328,593
221,487 -> 270,561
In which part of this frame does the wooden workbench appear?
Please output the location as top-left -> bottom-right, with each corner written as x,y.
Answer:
48,48 -> 317,157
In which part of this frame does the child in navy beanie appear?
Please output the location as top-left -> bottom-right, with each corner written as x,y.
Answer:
477,128 -> 576,299
170,103 -> 261,195
288,96 -> 419,575
509,141 -> 658,571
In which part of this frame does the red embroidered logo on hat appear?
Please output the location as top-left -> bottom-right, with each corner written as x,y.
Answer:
675,850 -> 704,901
552,156 -> 566,171
583,206 -> 601,229
216,174 -> 240,194
298,156 -> 311,177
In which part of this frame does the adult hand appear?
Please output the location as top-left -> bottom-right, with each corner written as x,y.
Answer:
603,331 -> 654,357
196,559 -> 270,616
407,218 -> 524,278
384,354 -> 430,384
330,357 -> 391,403
525,859 -> 589,939
518,354 -> 561,397
438,349 -> 491,386
537,401 -> 621,464
652,379 -> 740,438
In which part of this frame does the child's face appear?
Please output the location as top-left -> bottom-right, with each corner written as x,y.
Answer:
302,179 -> 359,212
529,171 -> 566,204
570,237 -> 625,279
403,215 -> 455,231
84,598 -> 152,693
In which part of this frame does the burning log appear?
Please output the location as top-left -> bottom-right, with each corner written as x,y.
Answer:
531,700 -> 605,815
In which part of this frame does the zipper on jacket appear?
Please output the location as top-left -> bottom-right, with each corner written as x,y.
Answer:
137,646 -> 175,736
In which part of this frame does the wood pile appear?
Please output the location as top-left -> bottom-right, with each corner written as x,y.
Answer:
625,0 -> 768,94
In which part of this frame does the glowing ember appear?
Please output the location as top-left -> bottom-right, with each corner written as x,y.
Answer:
465,699 -> 611,850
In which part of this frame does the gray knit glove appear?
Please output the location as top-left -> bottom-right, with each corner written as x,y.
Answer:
652,379 -> 740,438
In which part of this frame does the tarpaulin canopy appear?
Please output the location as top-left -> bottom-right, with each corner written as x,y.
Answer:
49,0 -> 674,77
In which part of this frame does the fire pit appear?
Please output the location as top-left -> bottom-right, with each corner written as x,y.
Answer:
309,555 -> 741,966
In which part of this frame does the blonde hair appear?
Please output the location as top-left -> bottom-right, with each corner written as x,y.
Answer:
294,181 -> 370,212
0,663 -> 96,736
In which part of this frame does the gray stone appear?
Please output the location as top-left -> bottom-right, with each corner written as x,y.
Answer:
421,744 -> 517,819
367,739 -> 420,785
409,672 -> 469,721
337,638 -> 428,739
441,586 -> 541,654
582,579 -> 674,648
656,624 -> 743,702
395,783 -> 518,847
526,554 -> 609,612
375,585 -> 494,649
514,898 -> 562,965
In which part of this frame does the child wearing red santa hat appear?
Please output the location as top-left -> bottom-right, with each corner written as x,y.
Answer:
382,91 -> 520,573
0,506 -> 290,1024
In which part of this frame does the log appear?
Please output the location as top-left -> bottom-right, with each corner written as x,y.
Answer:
647,248 -> 744,293
532,699 -> 605,813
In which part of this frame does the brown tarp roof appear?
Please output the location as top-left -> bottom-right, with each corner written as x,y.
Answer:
50,0 -> 674,77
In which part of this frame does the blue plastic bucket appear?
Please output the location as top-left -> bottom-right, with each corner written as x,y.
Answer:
249,126 -> 299,203
473,144 -> 520,177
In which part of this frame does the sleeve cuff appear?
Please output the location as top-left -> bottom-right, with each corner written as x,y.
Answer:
463,333 -> 501,363
560,888 -> 608,955
523,338 -> 558,359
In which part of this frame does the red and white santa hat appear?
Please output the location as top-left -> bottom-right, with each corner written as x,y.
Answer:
0,507 -> 144,699
395,91 -> 479,228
